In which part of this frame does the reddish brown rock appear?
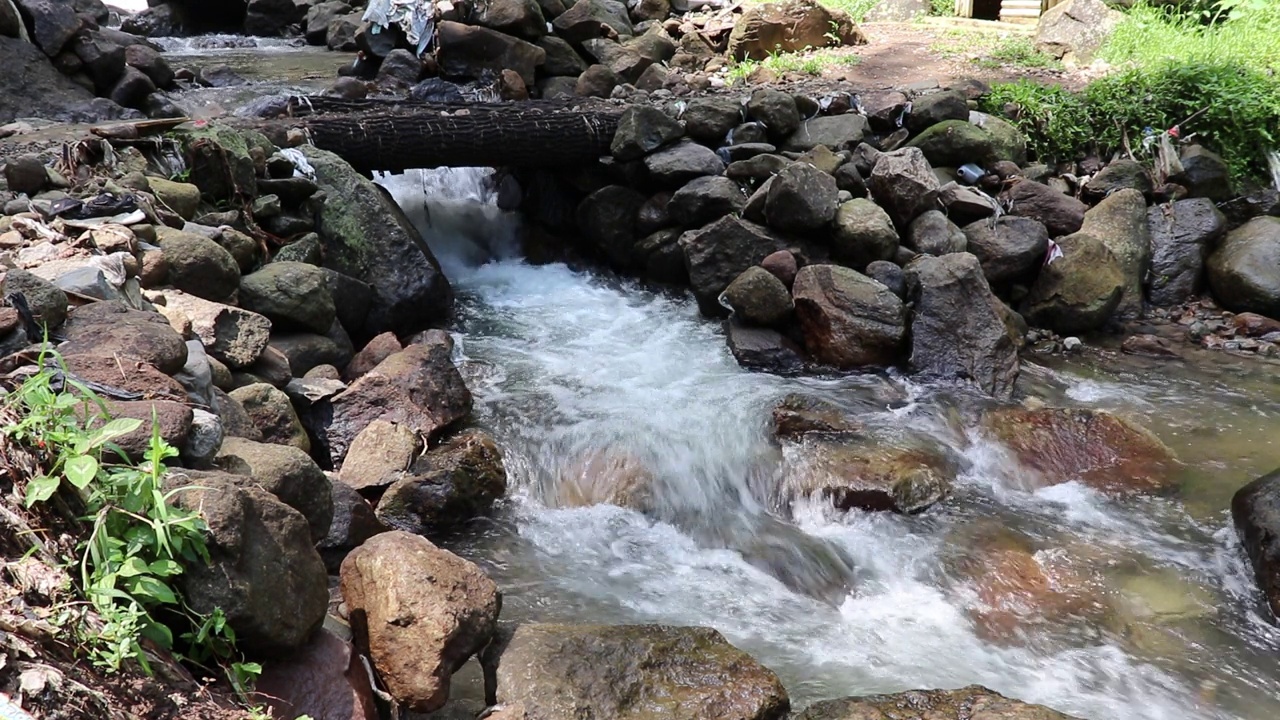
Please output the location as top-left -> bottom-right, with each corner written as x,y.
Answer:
254,629 -> 379,720
1234,312 -> 1280,337
62,353 -> 188,400
343,331 -> 402,382
784,437 -> 955,514
554,449 -> 654,512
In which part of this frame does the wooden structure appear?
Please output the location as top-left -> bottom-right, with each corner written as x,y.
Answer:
953,0 -> 1067,22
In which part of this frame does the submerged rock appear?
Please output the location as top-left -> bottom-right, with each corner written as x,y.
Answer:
374,429 -> 507,535
981,407 -> 1178,494
771,394 -> 861,439
554,449 -> 655,512
784,435 -> 956,514
482,623 -> 790,720
797,685 -> 1080,719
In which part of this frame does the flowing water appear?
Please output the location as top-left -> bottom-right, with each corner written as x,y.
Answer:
376,166 -> 1280,720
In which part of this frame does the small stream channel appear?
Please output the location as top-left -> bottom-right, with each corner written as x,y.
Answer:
375,167 -> 1280,720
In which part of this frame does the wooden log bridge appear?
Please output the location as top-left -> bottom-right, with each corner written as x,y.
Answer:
253,96 -> 624,174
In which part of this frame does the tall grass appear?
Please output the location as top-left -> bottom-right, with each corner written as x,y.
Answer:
1101,2 -> 1280,71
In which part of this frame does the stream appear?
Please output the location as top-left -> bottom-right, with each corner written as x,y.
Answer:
375,167 -> 1280,720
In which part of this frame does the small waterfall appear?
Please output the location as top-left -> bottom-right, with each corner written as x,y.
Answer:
1267,150 -> 1280,192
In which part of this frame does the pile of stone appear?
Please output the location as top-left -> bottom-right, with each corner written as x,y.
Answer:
531,81 -> 1280,394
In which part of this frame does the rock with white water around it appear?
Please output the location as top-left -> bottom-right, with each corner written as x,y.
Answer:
680,215 -> 788,316
723,266 -> 794,328
374,429 -> 508,535
797,685 -> 1080,719
785,435 -> 956,514
792,264 -> 905,368
1232,468 -> 1280,622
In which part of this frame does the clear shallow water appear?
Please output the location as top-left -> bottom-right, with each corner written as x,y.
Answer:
378,168 -> 1280,719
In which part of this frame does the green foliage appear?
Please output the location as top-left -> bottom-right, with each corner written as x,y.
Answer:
812,0 -> 881,22
727,46 -> 862,84
1,354 -> 259,696
982,60 -> 1280,179
1103,1 -> 1280,71
928,0 -> 955,16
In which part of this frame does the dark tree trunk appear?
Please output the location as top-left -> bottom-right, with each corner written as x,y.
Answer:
255,97 -> 623,173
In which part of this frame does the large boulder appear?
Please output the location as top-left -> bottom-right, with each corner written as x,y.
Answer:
904,253 -> 1019,397
679,216 -> 787,315
1080,189 -> 1150,320
578,185 -> 646,269
537,35 -> 587,76
551,0 -> 632,43
340,531 -> 500,714
59,301 -> 187,375
830,198 -> 898,270
868,146 -> 939,227
14,0 -> 80,56
1207,217 -> 1280,319
727,0 -> 865,61
1232,469 -> 1280,622
435,20 -> 545,86
668,176 -> 748,229
244,0 -> 308,36
961,216 -> 1049,285
301,146 -> 453,338
779,114 -> 869,153
1021,231 -> 1123,334
1172,144 -> 1234,203
765,163 -> 839,232
1147,198 -> 1227,307
324,332 -> 472,468
792,264 -> 906,368
172,471 -> 329,654
482,624 -> 789,720
1035,0 -> 1123,62
239,261 -> 336,334
374,429 -> 508,535
155,227 -> 242,303
0,36 -> 106,123
796,686 -> 1079,719
981,407 -> 1178,495
213,437 -> 334,543
784,436 -> 955,514
1000,178 -> 1086,238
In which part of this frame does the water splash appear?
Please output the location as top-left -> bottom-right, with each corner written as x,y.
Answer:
1267,150 -> 1280,192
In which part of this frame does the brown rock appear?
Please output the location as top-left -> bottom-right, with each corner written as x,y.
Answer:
771,394 -> 860,439
727,0 -> 866,61
160,290 -> 272,368
792,264 -> 906,368
981,407 -> 1178,494
59,301 -> 188,375
374,429 -> 507,534
554,449 -> 654,512
339,419 -> 420,491
229,382 -> 311,452
1235,312 -> 1280,337
61,353 -> 187,400
761,250 -> 798,288
254,629 -> 379,720
343,331 -> 402,382
1120,334 -> 1180,358
340,531 -> 501,714
784,436 -> 955,514
1001,178 -> 1086,238
86,399 -> 193,463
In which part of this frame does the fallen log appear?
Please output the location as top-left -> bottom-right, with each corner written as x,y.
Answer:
255,98 -> 624,173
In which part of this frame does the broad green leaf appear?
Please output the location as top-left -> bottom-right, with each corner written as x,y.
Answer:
140,619 -> 174,649
65,455 -> 99,489
90,418 -> 143,448
147,559 -> 182,577
130,575 -> 178,605
24,474 -> 60,507
117,556 -> 149,578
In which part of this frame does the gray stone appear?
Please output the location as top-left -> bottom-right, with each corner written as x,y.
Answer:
907,210 -> 966,256
1207,217 -> 1280,318
765,163 -> 839,232
552,0 -> 632,43
374,429 -> 507,534
679,215 -> 787,315
155,227 -> 241,303
1232,468 -> 1280,622
578,185 -> 645,269
610,105 -> 683,161
723,266 -> 793,327
905,90 -> 968,135
1022,231 -> 1124,333
643,140 -> 726,186
1001,177 -> 1086,238
831,198 -> 898,271
1147,198 -> 1227,306
240,261 -> 336,334
747,88 -> 800,140
683,97 -> 742,145
780,115 -> 869,153
868,146 -> 939,227
214,436 -> 334,543
1080,189 -> 1151,320
1035,0 -> 1123,62
961,216 -> 1049,284
668,176 -> 747,228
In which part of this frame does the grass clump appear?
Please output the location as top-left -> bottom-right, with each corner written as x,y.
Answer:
728,47 -> 862,84
1101,1 -> 1280,72
1,352 -> 259,697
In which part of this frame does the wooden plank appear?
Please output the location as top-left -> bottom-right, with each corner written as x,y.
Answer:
954,0 -> 975,17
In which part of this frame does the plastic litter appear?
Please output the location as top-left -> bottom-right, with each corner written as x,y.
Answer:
363,0 -> 437,56
279,148 -> 316,179
1044,238 -> 1064,267
957,163 -> 985,185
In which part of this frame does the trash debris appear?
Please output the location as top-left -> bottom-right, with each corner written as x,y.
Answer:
279,147 -> 316,179
1044,238 -> 1064,266
363,0 -> 437,56
957,163 -> 985,186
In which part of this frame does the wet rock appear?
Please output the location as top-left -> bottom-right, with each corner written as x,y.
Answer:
552,0 -> 632,43
239,261 -> 336,334
554,449 -> 654,512
904,253 -> 1019,397
981,406 -> 1178,494
1147,198 -> 1226,306
325,333 -> 472,468
961,216 -> 1049,284
723,266 -> 793,327
831,198 -> 898,271
725,320 -> 806,374
1232,468 -> 1280,621
1001,177 -> 1086,238
341,531 -> 500,713
906,209 -> 966,256
173,471 -> 328,654
1207,217 -> 1280,319
748,88 -> 800,140
213,436 -> 333,543
1121,333 -> 1179,358
302,146 -> 452,338
868,146 -> 939,228
1034,0 -> 1121,61
578,184 -> 645,269
727,0 -> 865,61
610,105 -> 683,161
1080,189 -> 1151,319
72,30 -> 125,93
792,264 -> 906,368
683,97 -> 742,145
669,176 -> 747,228
375,49 -> 422,86
482,623 -> 789,720
3,268 -> 67,331
761,250 -> 798,287
155,227 -> 241,303
229,382 -> 311,452
1235,312 -> 1280,337
1021,231 -> 1123,333
771,394 -> 860,439
779,114 -> 869,153
637,229 -> 688,284
679,215 -> 787,315
1083,159 -> 1152,200
435,21 -> 545,86
254,628 -> 380,720
303,1 -> 348,45
796,685 -> 1077,720
59,300 -> 186,374
375,429 -> 507,534
1172,145 -> 1233,203
785,436 -> 955,514
340,418 -> 419,491
765,163 -> 839,232
905,90 -> 968,135
644,140 -> 726,186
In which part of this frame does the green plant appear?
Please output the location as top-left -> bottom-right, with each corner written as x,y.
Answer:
929,0 -> 955,16
1102,1 -> 1280,72
1,354 -> 259,695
